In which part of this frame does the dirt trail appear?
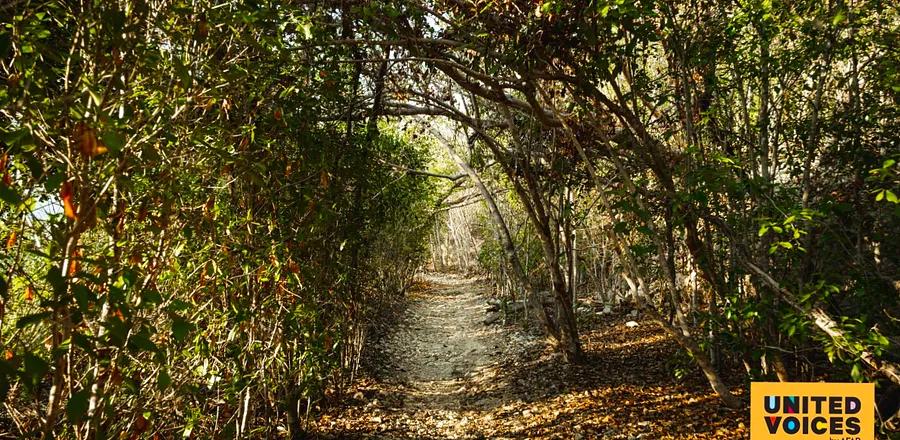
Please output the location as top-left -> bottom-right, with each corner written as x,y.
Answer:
315,273 -> 539,439
370,273 -> 528,437
313,273 -> 748,439
384,275 -> 508,410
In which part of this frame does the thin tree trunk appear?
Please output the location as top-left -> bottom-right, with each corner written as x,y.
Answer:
539,87 -> 741,407
498,107 -> 582,363
442,138 -> 561,343
801,67 -> 824,208
565,191 -> 577,308
743,260 -> 900,386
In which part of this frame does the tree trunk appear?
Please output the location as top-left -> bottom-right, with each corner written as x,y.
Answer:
743,260 -> 900,387
640,301 -> 744,409
442,138 -> 562,343
540,88 -> 740,404
497,107 -> 582,363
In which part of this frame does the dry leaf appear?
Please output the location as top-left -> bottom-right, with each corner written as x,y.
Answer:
61,181 -> 77,220
75,123 -> 108,157
6,230 -> 16,249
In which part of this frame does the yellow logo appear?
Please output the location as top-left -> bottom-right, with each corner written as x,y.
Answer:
751,382 -> 874,439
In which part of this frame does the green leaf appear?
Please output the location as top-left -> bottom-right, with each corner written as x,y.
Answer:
832,10 -> 846,25
850,363 -> 863,382
44,173 -> 64,192
171,316 -> 194,342
876,190 -> 885,201
885,190 -> 898,203
104,317 -> 129,347
0,185 -> 22,206
157,369 -> 172,390
16,312 -> 52,329
70,333 -> 95,356
66,388 -> 91,423
0,32 -> 10,59
21,353 -> 49,391
101,131 -> 126,153
72,284 -> 92,312
300,22 -> 313,40
88,89 -> 102,107
141,289 -> 164,306
46,266 -> 66,297
174,59 -> 191,88
129,328 -> 158,353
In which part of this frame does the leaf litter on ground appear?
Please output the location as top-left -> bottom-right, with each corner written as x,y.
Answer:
310,274 -> 749,439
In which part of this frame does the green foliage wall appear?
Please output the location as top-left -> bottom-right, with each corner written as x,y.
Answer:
0,1 -> 435,437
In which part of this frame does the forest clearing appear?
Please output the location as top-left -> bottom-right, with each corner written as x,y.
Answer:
1,0 -> 899,438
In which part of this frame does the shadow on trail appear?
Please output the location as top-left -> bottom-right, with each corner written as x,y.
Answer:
458,320 -> 748,438
311,274 -> 748,439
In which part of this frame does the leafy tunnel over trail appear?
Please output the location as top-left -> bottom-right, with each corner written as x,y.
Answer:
1,0 -> 899,438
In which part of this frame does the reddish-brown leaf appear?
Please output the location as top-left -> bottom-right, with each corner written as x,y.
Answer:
75,123 -> 108,158
6,231 -> 16,249
68,249 -> 81,277
0,154 -> 10,186
61,181 -> 77,220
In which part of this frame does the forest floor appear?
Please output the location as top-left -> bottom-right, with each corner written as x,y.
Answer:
311,274 -> 750,439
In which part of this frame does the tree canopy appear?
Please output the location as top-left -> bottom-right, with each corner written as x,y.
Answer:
1,0 -> 898,437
